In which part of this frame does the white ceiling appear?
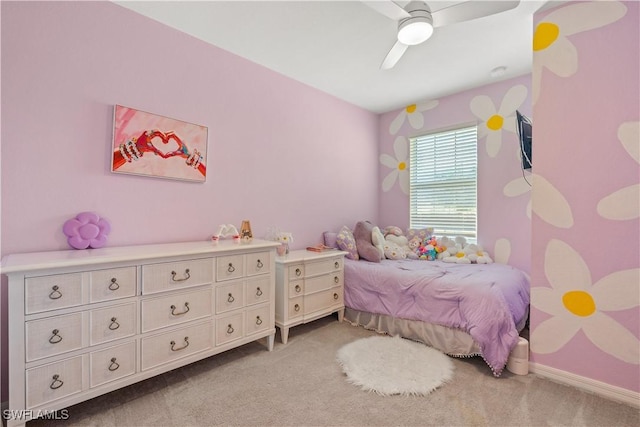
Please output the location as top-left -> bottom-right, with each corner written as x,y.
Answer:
115,0 -> 553,114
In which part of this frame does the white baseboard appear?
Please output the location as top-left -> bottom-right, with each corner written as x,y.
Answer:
530,362 -> 640,408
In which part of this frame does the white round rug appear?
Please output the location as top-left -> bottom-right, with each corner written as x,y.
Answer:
336,335 -> 454,396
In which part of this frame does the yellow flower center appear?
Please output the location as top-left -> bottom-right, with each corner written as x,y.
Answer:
406,104 -> 417,114
456,252 -> 465,258
533,22 -> 560,51
562,291 -> 596,317
398,161 -> 406,171
486,114 -> 504,131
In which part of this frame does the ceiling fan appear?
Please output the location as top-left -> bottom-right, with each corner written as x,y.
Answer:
363,1 -> 521,69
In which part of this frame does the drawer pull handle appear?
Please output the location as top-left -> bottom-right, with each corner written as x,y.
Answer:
294,304 -> 300,312
109,317 -> 120,330
170,302 -> 190,316
108,358 -> 120,371
334,276 -> 340,284
170,337 -> 189,351
49,285 -> 62,300
335,261 -> 340,269
49,329 -> 62,344
255,316 -> 263,325
171,269 -> 191,282
109,278 -> 120,291
50,374 -> 64,390
295,268 -> 301,277
295,284 -> 301,293
334,293 -> 339,300
227,324 -> 234,334
227,263 -> 235,273
227,293 -> 235,303
255,287 -> 263,297
256,259 -> 263,269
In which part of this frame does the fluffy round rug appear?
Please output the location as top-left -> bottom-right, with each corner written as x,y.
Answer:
336,335 -> 454,396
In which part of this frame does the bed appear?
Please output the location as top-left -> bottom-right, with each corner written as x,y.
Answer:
343,257 -> 530,376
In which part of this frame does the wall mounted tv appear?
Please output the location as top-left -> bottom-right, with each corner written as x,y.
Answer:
516,110 -> 532,170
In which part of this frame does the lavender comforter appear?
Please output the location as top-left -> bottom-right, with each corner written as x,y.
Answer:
344,258 -> 530,376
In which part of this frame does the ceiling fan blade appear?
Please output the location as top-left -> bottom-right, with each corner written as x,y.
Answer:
362,0 -> 410,20
380,41 -> 409,70
432,1 -> 520,28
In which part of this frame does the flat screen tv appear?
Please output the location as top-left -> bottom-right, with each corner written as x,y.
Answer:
516,110 -> 532,170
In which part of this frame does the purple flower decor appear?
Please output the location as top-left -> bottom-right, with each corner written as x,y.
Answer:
63,212 -> 111,249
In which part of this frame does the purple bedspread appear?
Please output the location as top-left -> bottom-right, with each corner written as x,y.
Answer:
344,258 -> 530,376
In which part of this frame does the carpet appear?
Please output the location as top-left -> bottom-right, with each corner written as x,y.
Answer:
336,335 -> 454,396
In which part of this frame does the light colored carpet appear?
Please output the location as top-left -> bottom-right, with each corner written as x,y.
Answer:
336,335 -> 454,396
26,315 -> 640,426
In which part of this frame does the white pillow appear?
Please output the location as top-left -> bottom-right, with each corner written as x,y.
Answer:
371,226 -> 385,260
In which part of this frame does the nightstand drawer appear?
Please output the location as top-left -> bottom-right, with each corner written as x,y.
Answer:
288,280 -> 304,298
305,272 -> 342,294
245,251 -> 271,276
216,312 -> 244,346
26,356 -> 83,409
90,341 -> 136,388
216,255 -> 244,281
287,264 -> 304,279
305,257 -> 342,277
90,302 -> 137,345
304,288 -> 342,315
142,258 -> 213,295
90,267 -> 137,303
215,281 -> 245,314
141,322 -> 213,371
25,273 -> 83,314
288,297 -> 303,319
26,312 -> 84,362
141,288 -> 212,333
246,276 -> 270,306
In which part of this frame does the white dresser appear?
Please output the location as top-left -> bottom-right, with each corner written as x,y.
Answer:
1,239 -> 279,427
275,250 -> 347,344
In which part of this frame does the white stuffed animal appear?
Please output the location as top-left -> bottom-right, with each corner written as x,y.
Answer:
384,230 -> 417,259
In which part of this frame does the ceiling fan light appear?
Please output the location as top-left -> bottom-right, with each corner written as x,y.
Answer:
397,17 -> 433,46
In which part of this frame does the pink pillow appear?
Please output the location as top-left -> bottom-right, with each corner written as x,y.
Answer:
336,226 -> 358,260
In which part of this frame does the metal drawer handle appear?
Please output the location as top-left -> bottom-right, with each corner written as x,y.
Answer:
108,358 -> 120,371
50,374 -> 64,390
109,317 -> 120,330
255,287 -> 263,297
49,329 -> 62,344
227,324 -> 234,334
295,284 -> 301,293
256,259 -> 263,269
227,263 -> 235,273
227,293 -> 235,303
335,261 -> 340,269
334,293 -> 339,300
294,304 -> 300,312
171,269 -> 191,282
255,316 -> 263,325
49,285 -> 62,300
170,337 -> 189,351
334,276 -> 339,284
109,278 -> 120,291
171,302 -> 190,316
295,268 -> 302,277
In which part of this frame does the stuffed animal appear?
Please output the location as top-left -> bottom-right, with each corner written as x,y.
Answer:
384,228 -> 417,259
383,240 -> 406,260
464,243 -> 494,264
408,237 -> 421,259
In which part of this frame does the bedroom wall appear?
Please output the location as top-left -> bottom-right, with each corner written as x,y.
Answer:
378,75 -> 533,274
530,1 -> 639,396
0,1 -> 378,401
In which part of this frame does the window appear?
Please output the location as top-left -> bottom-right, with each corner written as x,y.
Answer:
409,125 -> 477,241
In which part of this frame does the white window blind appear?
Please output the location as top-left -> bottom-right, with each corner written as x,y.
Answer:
409,125 -> 477,241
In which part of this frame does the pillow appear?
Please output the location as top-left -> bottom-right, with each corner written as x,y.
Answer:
383,241 -> 406,260
383,225 -> 403,237
371,226 -> 385,260
406,227 -> 434,241
323,232 -> 338,248
353,221 -> 380,263
336,226 -> 358,260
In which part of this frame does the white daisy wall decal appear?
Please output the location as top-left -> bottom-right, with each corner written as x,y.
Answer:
493,238 -> 511,264
532,1 -> 627,104
380,136 -> 409,194
389,100 -> 439,135
531,239 -> 640,364
503,177 -> 532,219
470,84 -> 528,157
532,174 -> 574,228
597,121 -> 640,220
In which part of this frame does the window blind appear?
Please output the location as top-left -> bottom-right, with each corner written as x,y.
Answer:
409,125 -> 477,240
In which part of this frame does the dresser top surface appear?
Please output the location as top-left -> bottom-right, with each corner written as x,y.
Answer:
1,239 -> 280,274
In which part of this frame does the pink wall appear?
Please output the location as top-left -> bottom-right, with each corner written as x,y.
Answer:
378,75 -> 533,273
0,1 -> 378,400
530,1 -> 639,393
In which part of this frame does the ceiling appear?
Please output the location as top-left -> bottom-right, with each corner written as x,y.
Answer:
115,1 -> 553,114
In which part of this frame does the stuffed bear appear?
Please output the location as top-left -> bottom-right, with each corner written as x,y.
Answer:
383,227 -> 417,259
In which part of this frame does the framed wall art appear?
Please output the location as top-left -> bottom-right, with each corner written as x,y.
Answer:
111,105 -> 208,182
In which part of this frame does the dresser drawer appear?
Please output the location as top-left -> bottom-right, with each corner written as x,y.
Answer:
141,322 -> 213,371
304,288 -> 342,315
305,257 -> 343,277
90,341 -> 136,388
26,312 -> 84,362
287,264 -> 304,279
25,273 -> 83,314
142,258 -> 213,295
216,255 -> 244,281
215,312 -> 244,346
288,297 -> 303,319
305,272 -> 342,294
245,304 -> 271,336
141,288 -> 212,333
90,302 -> 137,346
90,267 -> 137,303
215,281 -> 245,314
26,355 -> 83,408
246,276 -> 270,306
245,251 -> 271,276
288,280 -> 304,298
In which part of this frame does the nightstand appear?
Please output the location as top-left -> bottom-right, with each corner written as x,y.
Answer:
275,249 -> 347,344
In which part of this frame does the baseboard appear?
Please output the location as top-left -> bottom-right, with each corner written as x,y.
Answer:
530,362 -> 640,409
